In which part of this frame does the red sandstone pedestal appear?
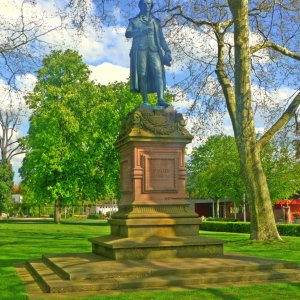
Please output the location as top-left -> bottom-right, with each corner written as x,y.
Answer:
90,108 -> 224,259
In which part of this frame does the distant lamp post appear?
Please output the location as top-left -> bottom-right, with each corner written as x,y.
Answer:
243,193 -> 247,222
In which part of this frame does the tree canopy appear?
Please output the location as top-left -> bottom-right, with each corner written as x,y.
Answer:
262,140 -> 300,202
187,135 -> 244,203
188,135 -> 300,206
0,161 -> 14,215
20,49 -> 142,222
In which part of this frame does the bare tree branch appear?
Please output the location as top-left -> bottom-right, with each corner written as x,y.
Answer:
250,41 -> 300,60
166,5 -> 216,28
214,26 -> 237,135
258,91 -> 300,150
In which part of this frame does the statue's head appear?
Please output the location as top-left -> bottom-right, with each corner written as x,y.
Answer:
139,0 -> 153,14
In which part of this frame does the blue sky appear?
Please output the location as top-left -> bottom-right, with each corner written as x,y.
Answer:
1,0 -> 298,183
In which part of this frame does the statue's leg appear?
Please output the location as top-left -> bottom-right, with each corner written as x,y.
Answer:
149,52 -> 168,107
137,50 -> 149,105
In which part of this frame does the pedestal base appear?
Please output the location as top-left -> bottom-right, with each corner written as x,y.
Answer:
89,108 -> 225,261
89,235 -> 224,260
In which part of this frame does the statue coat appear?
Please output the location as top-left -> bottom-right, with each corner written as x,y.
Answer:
126,15 -> 171,94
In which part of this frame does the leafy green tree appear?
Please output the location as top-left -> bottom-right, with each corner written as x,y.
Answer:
20,50 -> 142,223
187,135 -> 300,216
262,141 -> 300,202
187,135 -> 245,217
0,161 -> 14,216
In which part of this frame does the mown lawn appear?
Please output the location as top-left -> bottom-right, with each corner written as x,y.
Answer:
0,220 -> 299,300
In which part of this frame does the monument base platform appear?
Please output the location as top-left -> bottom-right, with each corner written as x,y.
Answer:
89,235 -> 224,260
21,253 -> 300,295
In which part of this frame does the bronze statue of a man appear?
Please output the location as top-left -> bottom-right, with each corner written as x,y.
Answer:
125,0 -> 172,108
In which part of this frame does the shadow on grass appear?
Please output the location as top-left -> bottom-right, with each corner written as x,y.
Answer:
61,220 -> 109,226
0,218 -> 109,226
0,219 -> 54,224
0,259 -> 28,267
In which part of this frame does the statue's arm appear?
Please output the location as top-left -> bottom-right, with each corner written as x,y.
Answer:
125,20 -> 135,38
158,21 -> 171,55
125,20 -> 143,38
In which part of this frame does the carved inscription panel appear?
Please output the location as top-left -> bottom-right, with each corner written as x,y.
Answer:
143,156 -> 177,193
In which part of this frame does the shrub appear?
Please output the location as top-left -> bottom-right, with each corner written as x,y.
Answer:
206,217 -> 238,222
200,221 -> 300,236
277,224 -> 300,237
200,221 -> 250,233
87,214 -> 106,220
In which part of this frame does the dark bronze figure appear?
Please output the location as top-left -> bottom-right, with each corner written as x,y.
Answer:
125,0 -> 172,108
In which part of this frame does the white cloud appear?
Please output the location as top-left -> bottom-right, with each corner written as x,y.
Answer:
0,0 -> 131,66
0,74 -> 35,115
16,74 -> 37,91
253,85 -> 298,133
39,23 -> 131,66
171,86 -> 193,111
89,62 -> 129,85
253,85 -> 297,113
0,0 -> 63,43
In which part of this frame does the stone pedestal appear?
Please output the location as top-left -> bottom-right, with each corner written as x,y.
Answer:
90,107 -> 224,259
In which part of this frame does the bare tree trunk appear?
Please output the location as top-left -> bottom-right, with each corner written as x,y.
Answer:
240,144 -> 281,239
228,0 -> 281,240
54,200 -> 62,224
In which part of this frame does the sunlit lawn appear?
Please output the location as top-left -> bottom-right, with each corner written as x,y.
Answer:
0,220 -> 299,300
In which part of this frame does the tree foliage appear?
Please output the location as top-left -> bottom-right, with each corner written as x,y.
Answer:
20,50 -> 142,222
187,135 -> 245,203
188,135 -> 300,206
262,140 -> 300,201
0,161 -> 14,214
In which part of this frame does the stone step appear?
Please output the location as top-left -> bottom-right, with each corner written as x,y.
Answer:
42,255 -> 70,280
25,260 -> 119,294
26,258 -> 300,294
42,253 -> 299,281
116,269 -> 300,290
25,260 -> 62,293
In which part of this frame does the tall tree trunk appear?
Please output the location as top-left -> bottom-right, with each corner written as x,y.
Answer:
228,0 -> 281,240
54,199 -> 62,224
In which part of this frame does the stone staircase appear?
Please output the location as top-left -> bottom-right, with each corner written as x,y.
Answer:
21,253 -> 300,295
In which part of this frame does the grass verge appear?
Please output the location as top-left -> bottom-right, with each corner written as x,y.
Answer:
0,221 -> 299,300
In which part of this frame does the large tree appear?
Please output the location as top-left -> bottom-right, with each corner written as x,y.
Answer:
225,0 -> 299,240
20,50 -> 142,223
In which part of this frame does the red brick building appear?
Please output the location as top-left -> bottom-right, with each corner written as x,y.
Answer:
190,198 -> 300,224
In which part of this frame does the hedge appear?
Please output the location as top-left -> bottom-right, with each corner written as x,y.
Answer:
87,214 -> 106,220
277,224 -> 300,237
200,221 -> 300,237
206,217 -> 238,222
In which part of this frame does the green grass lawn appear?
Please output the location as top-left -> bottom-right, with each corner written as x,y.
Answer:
0,220 -> 299,300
